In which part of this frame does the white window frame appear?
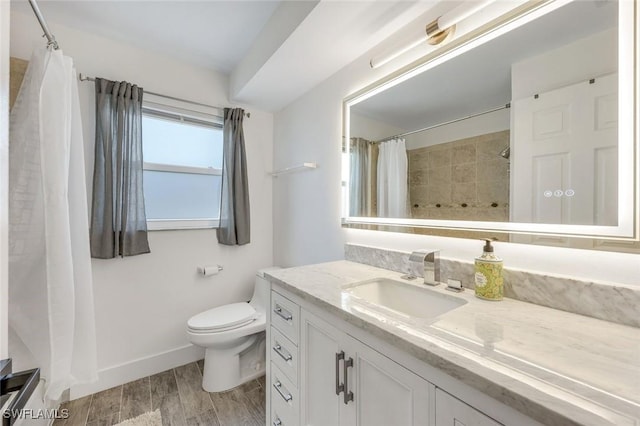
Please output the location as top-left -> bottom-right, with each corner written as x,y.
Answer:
141,96 -> 224,231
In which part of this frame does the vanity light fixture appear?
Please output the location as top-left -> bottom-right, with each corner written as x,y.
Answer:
370,0 -> 495,69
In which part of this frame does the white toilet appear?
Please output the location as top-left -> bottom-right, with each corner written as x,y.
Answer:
187,267 -> 279,392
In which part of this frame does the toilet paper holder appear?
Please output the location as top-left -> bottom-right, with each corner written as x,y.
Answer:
197,265 -> 224,276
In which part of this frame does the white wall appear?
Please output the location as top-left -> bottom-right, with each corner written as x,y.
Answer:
350,112 -> 406,142
273,7 -> 640,286
10,11 -> 274,395
405,108 -> 510,150
0,1 -> 10,359
511,28 -> 617,101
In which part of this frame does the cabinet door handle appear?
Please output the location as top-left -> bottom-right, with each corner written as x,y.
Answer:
273,417 -> 283,426
273,344 -> 293,362
335,351 -> 345,395
274,305 -> 293,322
273,380 -> 293,402
343,356 -> 354,404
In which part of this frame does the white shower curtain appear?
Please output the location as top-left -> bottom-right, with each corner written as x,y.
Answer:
377,138 -> 408,218
9,48 -> 97,401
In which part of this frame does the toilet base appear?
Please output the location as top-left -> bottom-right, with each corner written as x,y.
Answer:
201,333 -> 266,392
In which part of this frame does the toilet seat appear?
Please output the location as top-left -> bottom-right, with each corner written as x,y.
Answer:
187,303 -> 257,333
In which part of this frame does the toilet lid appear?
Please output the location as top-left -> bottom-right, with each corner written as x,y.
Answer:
187,303 -> 258,331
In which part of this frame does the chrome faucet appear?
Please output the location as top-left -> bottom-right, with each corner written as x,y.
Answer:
403,250 -> 441,286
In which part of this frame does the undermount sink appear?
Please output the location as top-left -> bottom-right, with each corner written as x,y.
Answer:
342,278 -> 467,320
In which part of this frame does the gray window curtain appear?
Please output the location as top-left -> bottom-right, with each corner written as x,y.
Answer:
217,108 -> 250,245
90,78 -> 150,258
349,137 -> 372,217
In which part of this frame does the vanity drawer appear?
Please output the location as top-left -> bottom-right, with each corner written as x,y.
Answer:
271,401 -> 297,426
436,388 -> 502,426
270,362 -> 299,425
271,291 -> 300,344
270,327 -> 298,384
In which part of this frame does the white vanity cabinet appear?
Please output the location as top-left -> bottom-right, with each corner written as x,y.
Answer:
267,285 -> 533,426
300,309 -> 431,426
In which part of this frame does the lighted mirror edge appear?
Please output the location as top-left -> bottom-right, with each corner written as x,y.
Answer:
617,0 -> 639,236
341,0 -> 640,242
342,217 -> 635,241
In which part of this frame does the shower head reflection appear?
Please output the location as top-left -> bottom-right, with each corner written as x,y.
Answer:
499,146 -> 510,159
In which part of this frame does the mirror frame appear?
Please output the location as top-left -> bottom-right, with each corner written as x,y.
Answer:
342,0 -> 640,250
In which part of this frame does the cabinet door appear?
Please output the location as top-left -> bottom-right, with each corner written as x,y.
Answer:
300,310 -> 352,426
300,308 -> 431,426
353,340 -> 432,426
436,388 -> 502,426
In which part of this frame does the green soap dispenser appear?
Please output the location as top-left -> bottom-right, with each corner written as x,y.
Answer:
474,238 -> 503,301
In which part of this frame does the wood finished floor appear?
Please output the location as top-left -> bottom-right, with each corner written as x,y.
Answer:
54,360 -> 265,426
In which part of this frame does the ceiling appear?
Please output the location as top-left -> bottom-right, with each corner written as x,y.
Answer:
11,0 -> 281,73
11,0 -> 440,111
351,0 -> 618,132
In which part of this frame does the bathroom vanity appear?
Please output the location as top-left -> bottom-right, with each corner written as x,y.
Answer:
264,261 -> 639,426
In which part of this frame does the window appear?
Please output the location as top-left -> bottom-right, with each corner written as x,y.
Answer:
142,100 -> 224,230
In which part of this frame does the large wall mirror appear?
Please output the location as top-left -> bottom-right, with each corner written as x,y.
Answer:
342,0 -> 640,252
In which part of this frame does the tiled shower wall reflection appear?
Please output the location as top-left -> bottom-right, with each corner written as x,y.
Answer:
408,130 -> 510,222
10,57 -> 28,109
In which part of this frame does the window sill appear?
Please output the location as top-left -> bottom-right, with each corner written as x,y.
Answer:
147,219 -> 219,231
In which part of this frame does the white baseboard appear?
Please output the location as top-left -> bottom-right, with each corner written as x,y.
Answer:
70,344 -> 204,400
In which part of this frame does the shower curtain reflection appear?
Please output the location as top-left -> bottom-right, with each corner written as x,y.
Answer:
377,138 -> 409,218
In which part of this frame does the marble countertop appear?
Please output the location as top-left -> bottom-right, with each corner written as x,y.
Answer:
265,261 -> 640,426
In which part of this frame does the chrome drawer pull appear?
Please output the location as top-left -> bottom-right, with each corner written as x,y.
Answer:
335,351 -> 344,395
273,380 -> 293,402
273,344 -> 293,362
343,356 -> 354,405
274,305 -> 293,322
273,417 -> 283,426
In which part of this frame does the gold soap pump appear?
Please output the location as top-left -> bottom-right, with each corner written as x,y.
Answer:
474,238 -> 504,301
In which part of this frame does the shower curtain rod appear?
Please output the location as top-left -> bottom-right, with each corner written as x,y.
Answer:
78,74 -> 250,118
28,0 -> 59,50
372,103 -> 510,143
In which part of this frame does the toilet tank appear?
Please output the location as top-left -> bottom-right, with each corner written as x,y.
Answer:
250,267 -> 280,313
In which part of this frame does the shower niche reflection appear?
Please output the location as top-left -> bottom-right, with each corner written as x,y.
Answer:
346,0 -> 621,229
